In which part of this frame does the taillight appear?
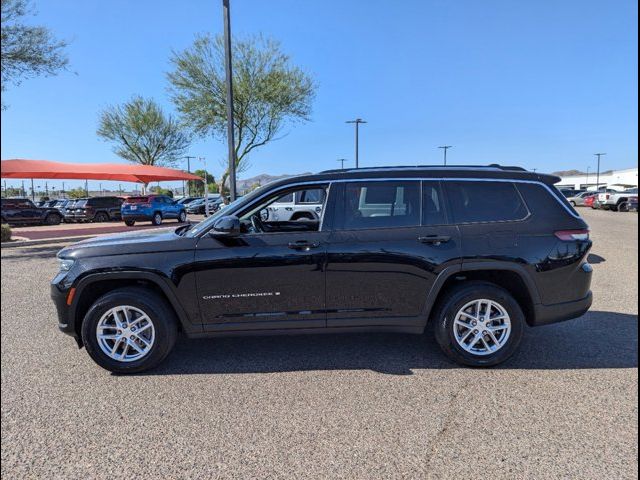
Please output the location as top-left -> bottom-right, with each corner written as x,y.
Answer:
555,229 -> 590,241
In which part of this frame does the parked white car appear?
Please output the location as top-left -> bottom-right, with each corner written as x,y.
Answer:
261,187 -> 325,222
597,188 -> 639,212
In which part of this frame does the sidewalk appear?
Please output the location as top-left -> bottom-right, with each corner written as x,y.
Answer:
4,215 -> 206,247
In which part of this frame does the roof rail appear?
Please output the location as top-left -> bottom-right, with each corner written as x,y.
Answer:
320,164 -> 528,174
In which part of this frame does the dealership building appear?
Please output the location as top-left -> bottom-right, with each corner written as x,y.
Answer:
556,167 -> 638,191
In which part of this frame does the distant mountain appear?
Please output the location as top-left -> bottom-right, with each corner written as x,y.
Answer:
552,169 -> 613,177
237,172 -> 312,190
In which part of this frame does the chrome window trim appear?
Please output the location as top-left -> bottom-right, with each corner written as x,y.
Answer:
195,176 -> 580,237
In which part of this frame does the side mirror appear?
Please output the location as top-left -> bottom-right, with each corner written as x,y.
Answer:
211,215 -> 241,236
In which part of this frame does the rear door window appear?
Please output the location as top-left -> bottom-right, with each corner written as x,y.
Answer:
422,181 -> 448,226
340,181 -> 420,229
444,181 -> 528,223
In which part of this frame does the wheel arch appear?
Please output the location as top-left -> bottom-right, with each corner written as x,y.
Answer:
423,263 -> 540,328
70,271 -> 196,343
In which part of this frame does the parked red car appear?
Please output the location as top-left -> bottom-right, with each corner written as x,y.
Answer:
583,194 -> 597,208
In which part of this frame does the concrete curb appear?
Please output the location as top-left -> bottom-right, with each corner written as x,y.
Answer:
1,234 -> 97,249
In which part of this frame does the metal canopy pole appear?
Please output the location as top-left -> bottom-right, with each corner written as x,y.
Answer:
223,0 -> 237,201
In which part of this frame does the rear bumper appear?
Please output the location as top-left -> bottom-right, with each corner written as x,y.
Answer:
532,291 -> 593,327
122,213 -> 153,221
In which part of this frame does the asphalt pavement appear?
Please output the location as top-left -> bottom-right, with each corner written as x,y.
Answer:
1,208 -> 637,479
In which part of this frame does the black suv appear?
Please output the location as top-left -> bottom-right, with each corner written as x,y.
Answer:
1,198 -> 63,226
51,166 -> 593,373
64,196 -> 123,222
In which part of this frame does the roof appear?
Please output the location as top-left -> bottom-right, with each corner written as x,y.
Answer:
0,159 -> 203,184
264,164 -> 561,188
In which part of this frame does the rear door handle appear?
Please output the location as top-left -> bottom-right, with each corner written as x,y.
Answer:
288,240 -> 320,251
418,235 -> 451,245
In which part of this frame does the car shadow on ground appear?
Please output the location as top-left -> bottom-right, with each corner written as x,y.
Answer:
141,310 -> 638,376
588,253 -> 606,264
0,244 -> 63,261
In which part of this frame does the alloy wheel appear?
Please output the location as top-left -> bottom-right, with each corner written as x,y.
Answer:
453,299 -> 511,356
96,306 -> 156,362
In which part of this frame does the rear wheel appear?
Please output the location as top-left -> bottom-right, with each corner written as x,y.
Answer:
151,212 -> 163,226
433,282 -> 525,367
81,288 -> 178,373
178,210 -> 187,223
44,213 -> 61,225
94,212 -> 109,222
570,201 -> 577,207
124,219 -> 135,227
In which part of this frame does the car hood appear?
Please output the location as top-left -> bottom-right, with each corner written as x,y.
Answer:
58,227 -> 196,259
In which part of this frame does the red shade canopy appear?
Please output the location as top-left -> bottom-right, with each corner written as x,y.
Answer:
1,159 -> 203,184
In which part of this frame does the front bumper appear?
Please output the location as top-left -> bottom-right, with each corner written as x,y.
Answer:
50,279 -> 80,345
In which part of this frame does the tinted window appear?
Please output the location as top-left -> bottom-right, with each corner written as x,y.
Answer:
422,181 -> 448,226
275,192 -> 294,203
342,181 -> 420,229
297,188 -> 325,204
445,181 -> 528,223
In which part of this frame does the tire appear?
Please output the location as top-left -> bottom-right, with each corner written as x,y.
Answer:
81,287 -> 178,374
433,282 -> 525,367
618,202 -> 629,213
178,210 -> 187,223
151,212 -> 163,226
570,201 -> 577,207
94,212 -> 109,222
44,213 -> 62,225
124,219 -> 135,227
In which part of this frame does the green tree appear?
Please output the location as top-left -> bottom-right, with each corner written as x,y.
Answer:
1,0 -> 69,109
66,187 -> 86,199
168,34 -> 315,195
148,186 -> 174,197
188,169 -> 217,196
97,96 -> 191,169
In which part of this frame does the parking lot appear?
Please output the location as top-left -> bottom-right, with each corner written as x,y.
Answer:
1,208 -> 637,478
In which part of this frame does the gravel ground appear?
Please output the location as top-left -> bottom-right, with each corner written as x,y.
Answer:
1,208 -> 637,479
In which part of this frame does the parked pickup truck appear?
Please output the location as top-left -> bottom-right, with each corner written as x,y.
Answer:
597,188 -> 639,212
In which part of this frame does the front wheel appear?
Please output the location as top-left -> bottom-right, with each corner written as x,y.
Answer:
178,210 -> 187,223
81,288 -> 178,373
433,282 -> 525,367
618,201 -> 629,212
44,213 -> 61,225
151,212 -> 163,226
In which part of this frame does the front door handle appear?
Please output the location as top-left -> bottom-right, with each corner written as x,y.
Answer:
418,235 -> 451,246
288,240 -> 320,251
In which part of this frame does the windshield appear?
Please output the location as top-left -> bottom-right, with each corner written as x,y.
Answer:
74,199 -> 88,207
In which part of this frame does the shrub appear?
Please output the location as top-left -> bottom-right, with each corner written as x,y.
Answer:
1,224 -> 11,242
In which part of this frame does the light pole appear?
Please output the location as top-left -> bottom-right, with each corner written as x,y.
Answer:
337,158 -> 347,170
223,0 -> 238,201
182,155 -> 196,196
586,166 -> 590,189
438,145 -> 452,166
346,118 -> 367,168
200,157 -> 209,217
594,153 -> 606,191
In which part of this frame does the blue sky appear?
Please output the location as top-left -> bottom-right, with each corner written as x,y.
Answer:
1,0 -> 637,192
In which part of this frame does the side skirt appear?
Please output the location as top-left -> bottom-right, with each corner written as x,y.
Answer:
185,325 -> 424,339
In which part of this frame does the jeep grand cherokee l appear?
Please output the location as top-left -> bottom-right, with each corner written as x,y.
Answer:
51,165 -> 593,373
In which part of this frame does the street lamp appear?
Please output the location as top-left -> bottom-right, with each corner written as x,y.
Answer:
438,145 -> 452,166
586,166 -> 591,189
346,118 -> 367,168
594,153 -> 606,191
200,157 -> 210,217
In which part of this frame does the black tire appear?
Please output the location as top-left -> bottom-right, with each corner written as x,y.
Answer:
151,212 -> 163,226
81,287 -> 178,374
94,212 -> 109,222
618,201 -> 629,213
44,213 -> 62,225
570,201 -> 577,207
124,219 -> 135,227
433,282 -> 525,367
178,210 -> 187,223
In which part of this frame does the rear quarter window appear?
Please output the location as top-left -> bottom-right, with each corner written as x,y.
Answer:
444,181 -> 528,224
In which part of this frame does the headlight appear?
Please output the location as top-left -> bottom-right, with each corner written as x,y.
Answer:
58,258 -> 75,271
